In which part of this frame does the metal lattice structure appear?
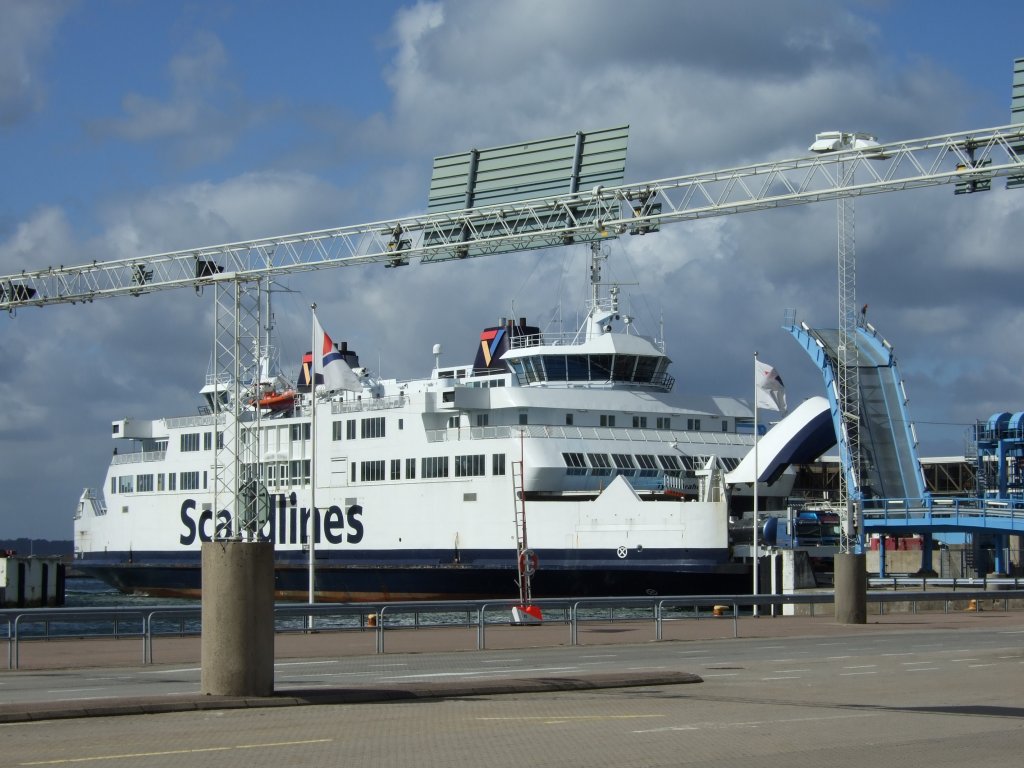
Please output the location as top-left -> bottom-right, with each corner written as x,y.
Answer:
3,122 -> 1023,539
3,123 -> 1023,312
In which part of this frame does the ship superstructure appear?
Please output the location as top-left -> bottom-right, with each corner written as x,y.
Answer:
74,246 -> 791,600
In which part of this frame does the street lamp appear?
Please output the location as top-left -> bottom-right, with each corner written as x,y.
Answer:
809,130 -> 881,625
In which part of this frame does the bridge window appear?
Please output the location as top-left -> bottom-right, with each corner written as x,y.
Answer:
543,355 -> 567,382
566,355 -> 589,380
634,356 -> 659,383
613,355 -> 638,381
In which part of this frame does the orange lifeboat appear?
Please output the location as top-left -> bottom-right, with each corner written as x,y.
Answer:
256,389 -> 296,412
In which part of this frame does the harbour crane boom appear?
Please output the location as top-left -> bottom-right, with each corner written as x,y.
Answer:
3,122 -> 1023,312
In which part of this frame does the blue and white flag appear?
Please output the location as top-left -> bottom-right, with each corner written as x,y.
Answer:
313,314 -> 362,393
754,359 -> 786,412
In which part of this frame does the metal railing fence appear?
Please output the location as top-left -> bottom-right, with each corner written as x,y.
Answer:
5,587 -> 1024,669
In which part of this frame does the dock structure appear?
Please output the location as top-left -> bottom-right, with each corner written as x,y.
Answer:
0,555 -> 65,607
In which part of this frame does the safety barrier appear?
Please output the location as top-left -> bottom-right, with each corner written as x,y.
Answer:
4,589 -> 1024,669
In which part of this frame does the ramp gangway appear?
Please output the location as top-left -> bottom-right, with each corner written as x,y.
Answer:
787,317 -> 928,502
862,496 -> 1024,534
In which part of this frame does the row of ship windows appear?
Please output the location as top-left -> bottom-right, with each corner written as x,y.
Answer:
183,416 -> 726,453
111,471 -> 208,494
108,452 -> 742,493
355,454 -> 506,482
561,452 -> 741,475
178,432 -> 222,452
109,454 -> 508,494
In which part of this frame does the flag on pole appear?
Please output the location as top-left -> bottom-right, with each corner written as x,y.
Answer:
754,359 -> 786,412
313,314 -> 362,393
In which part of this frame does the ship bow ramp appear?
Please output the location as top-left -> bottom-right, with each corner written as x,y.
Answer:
787,321 -> 928,501
726,396 -> 835,488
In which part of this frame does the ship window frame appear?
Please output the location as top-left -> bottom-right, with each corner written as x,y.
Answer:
492,453 -> 506,476
565,354 -> 589,381
405,457 -> 416,479
360,460 -> 385,482
586,452 -> 613,476
180,471 -> 200,491
542,355 -> 567,382
332,420 -> 343,441
632,416 -> 647,429
562,452 -> 588,476
590,354 -> 613,382
611,454 -> 636,474
656,416 -> 672,430
633,355 -> 659,383
657,454 -> 682,473
391,458 -> 401,480
455,454 -> 486,477
361,416 -> 385,439
635,454 -> 659,477
613,354 -> 638,382
422,455 -> 450,479
180,432 -> 200,452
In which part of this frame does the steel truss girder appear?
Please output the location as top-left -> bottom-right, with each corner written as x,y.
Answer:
211,278 -> 264,539
2,123 -> 1023,312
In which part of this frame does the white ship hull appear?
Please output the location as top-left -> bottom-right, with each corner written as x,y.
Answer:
74,250 -> 786,601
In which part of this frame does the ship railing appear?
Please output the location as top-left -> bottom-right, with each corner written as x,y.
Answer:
8,587 -> 1024,668
164,414 -> 224,430
111,450 -> 167,466
426,423 -> 755,447
330,393 -> 406,415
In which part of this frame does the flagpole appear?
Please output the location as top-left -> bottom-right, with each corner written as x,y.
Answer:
309,304 -> 317,612
753,351 -> 760,618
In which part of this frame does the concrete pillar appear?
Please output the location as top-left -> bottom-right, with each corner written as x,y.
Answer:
200,541 -> 275,697
834,552 -> 866,624
919,532 -> 936,576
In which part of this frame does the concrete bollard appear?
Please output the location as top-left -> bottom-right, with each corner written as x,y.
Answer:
834,552 -> 867,624
200,540 -> 275,696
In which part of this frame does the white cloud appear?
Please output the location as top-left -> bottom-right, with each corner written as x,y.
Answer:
0,0 -> 70,127
89,30 -> 268,165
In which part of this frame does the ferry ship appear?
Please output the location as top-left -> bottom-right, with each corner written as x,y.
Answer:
73,246 -> 798,601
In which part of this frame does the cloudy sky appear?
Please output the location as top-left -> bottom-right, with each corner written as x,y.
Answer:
2,0 -> 1023,540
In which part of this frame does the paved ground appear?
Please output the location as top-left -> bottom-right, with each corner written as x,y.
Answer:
1,611 -> 1022,767
2,610 -> 1020,719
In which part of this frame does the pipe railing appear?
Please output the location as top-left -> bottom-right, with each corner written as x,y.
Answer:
5,588 -> 1024,669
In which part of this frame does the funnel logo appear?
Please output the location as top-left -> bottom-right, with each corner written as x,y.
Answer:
480,328 -> 505,367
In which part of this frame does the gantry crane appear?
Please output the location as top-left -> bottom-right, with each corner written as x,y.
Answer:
3,122 -> 1023,539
